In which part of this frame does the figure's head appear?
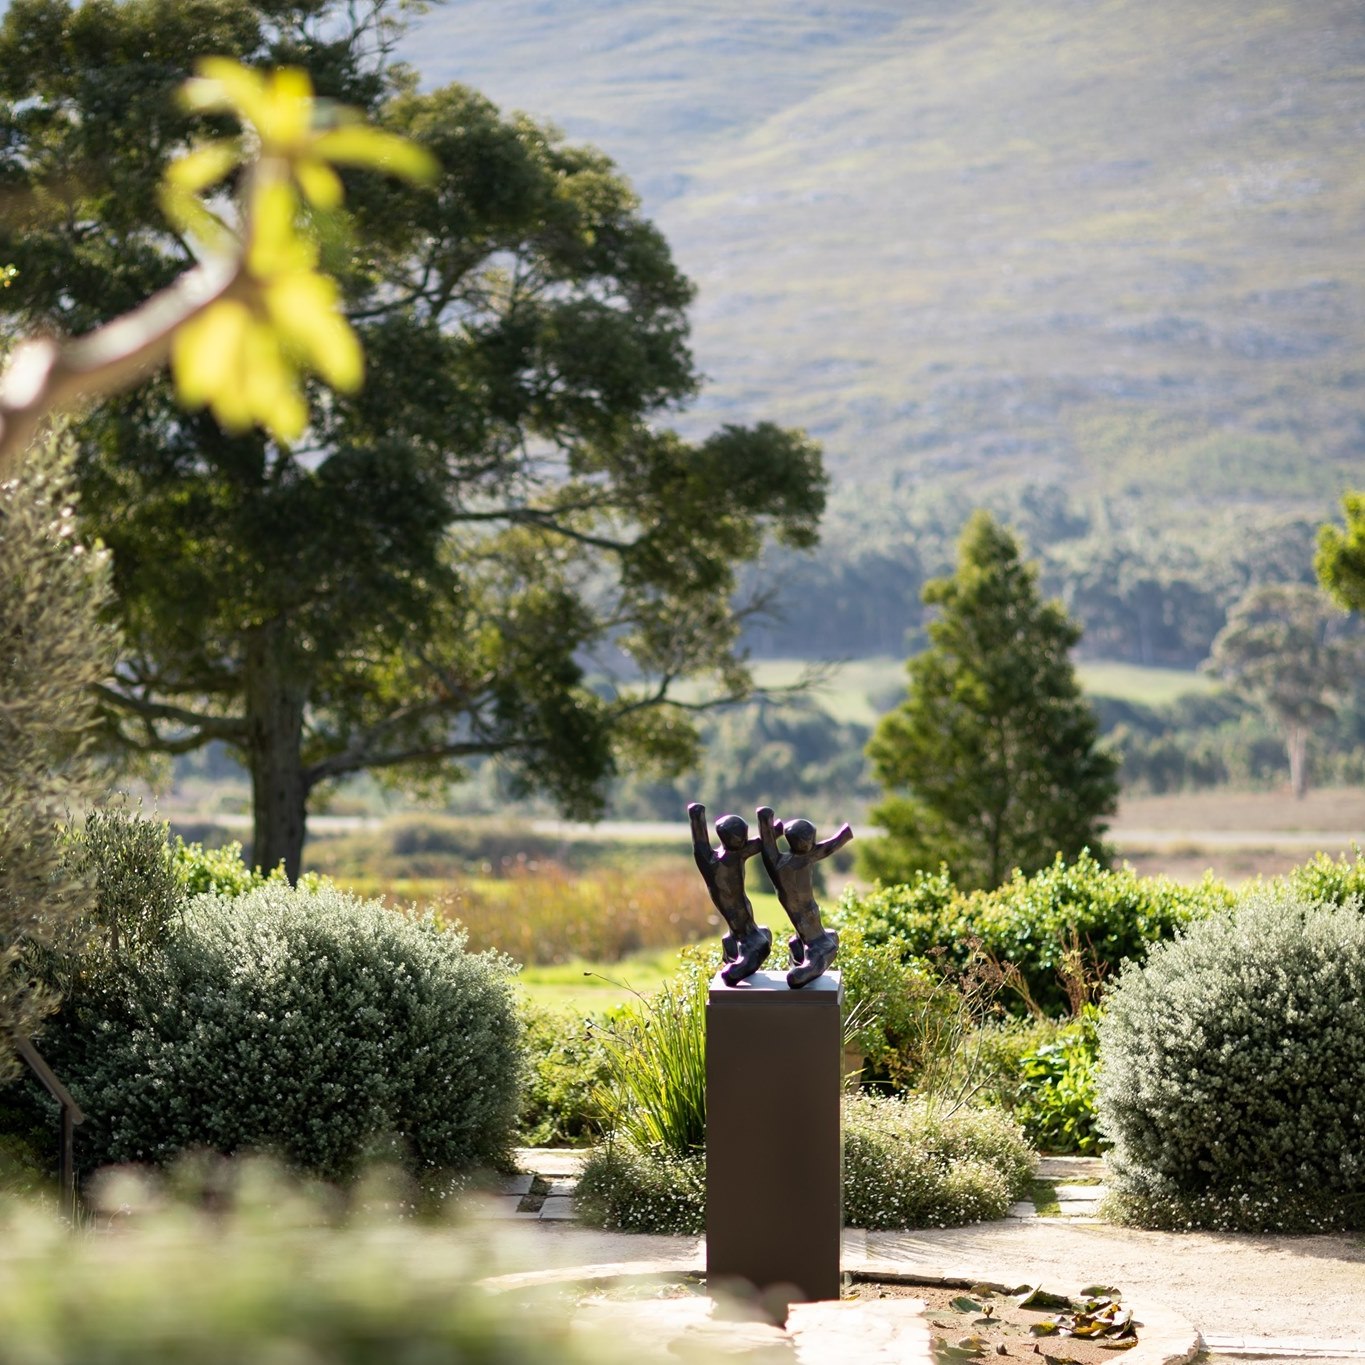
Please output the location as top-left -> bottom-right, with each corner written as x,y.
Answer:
715,814 -> 749,850
783,818 -> 816,854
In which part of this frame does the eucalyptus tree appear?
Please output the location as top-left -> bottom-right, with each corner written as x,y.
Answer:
1207,582 -> 1357,799
0,0 -> 825,878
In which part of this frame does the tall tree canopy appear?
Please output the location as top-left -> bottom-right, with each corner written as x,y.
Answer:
861,509 -> 1119,891
1206,582 -> 1358,799
0,0 -> 825,878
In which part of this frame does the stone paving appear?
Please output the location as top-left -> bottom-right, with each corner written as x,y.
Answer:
470,1149 -> 1365,1364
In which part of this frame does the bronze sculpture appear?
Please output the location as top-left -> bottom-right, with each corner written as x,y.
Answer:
688,802 -> 773,985
756,805 -> 852,988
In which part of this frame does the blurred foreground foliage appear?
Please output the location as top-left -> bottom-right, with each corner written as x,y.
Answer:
0,1160 -> 621,1365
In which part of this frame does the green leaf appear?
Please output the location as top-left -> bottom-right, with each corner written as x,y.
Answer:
950,1296 -> 984,1313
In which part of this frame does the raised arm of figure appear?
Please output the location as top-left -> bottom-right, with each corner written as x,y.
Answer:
756,806 -> 780,860
687,802 -> 712,864
812,823 -> 854,862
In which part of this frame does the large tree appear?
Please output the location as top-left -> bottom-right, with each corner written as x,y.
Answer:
861,509 -> 1119,891
1206,582 -> 1358,799
0,0 -> 825,879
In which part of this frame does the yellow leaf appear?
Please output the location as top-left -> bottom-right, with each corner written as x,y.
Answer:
171,299 -> 252,408
294,157 -> 343,210
313,125 -> 437,183
259,67 -> 314,150
263,272 -> 363,390
245,181 -> 306,276
165,141 -> 240,194
242,320 -> 307,443
181,58 -> 268,129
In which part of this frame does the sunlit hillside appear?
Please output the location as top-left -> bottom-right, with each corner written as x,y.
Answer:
405,0 -> 1364,529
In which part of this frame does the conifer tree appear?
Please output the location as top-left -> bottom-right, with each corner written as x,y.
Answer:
862,509 -> 1119,891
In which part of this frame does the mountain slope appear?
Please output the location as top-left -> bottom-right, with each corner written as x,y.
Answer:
404,0 -> 1363,523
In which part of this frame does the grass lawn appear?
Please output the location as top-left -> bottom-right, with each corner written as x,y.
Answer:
1075,660 -> 1217,705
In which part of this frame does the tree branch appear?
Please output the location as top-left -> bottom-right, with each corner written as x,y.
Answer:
95,684 -> 248,742
0,257 -> 243,476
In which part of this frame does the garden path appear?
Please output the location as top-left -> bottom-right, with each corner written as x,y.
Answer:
469,1150 -> 1365,1365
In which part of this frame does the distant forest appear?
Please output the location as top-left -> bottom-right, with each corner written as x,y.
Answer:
740,479 -> 1325,669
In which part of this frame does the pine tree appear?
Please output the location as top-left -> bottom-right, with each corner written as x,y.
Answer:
861,509 -> 1119,891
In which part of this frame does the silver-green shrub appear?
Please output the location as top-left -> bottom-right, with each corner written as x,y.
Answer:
1097,886 -> 1365,1231
38,883 -> 522,1183
842,1093 -> 1032,1229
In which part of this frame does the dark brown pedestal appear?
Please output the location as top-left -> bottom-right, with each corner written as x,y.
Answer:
706,968 -> 843,1304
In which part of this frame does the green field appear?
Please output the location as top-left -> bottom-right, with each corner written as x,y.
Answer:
737,657 -> 1215,730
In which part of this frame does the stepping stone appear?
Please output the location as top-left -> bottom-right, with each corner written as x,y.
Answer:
491,1173 -> 534,1197
1006,1201 -> 1037,1219
515,1147 -> 589,1177
539,1196 -> 578,1221
1053,1184 -> 1106,1201
544,1177 -> 578,1197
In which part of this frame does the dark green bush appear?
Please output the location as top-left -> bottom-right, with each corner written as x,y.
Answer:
841,852 -> 1233,1015
1098,887 -> 1365,1231
837,926 -> 962,1090
517,1003 -> 614,1146
1013,1006 -> 1102,1155
34,883 -> 523,1183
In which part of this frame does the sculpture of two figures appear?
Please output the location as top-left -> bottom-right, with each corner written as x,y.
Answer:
688,802 -> 853,989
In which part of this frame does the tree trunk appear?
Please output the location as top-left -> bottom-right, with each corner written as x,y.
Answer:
1286,723 -> 1309,801
245,624 -> 309,882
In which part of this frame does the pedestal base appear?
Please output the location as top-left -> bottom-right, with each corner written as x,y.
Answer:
705,968 -> 843,1303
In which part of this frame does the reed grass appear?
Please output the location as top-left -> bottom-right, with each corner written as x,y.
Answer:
351,863 -> 718,966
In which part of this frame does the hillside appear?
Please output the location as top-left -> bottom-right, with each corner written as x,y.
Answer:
403,0 -> 1363,525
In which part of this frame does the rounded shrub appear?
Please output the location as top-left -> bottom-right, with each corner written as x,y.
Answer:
40,883 -> 522,1183
1098,887 -> 1365,1231
842,1094 -> 1032,1229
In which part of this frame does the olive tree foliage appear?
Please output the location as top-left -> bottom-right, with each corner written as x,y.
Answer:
861,510 -> 1119,892
1317,490 -> 1365,616
0,437 -> 119,1081
1205,582 -> 1359,799
0,0 -> 826,881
